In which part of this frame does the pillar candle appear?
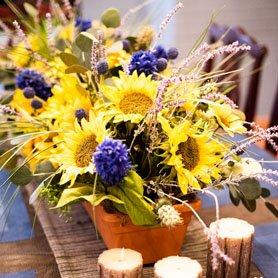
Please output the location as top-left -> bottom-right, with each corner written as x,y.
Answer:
207,217 -> 254,278
154,256 -> 202,278
98,248 -> 143,278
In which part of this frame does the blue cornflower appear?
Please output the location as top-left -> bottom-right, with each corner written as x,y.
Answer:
152,45 -> 168,60
15,69 -> 52,101
128,51 -> 158,76
75,17 -> 92,32
93,138 -> 131,185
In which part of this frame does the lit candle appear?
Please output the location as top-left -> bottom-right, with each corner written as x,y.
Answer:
154,256 -> 202,278
98,248 -> 143,278
207,218 -> 254,278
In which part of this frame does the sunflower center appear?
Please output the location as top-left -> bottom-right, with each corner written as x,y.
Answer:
177,137 -> 199,171
119,93 -> 153,115
75,135 -> 98,168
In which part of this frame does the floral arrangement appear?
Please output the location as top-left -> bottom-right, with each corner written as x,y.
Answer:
0,0 -> 277,248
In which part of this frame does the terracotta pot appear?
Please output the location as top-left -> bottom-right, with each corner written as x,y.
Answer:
83,199 -> 201,264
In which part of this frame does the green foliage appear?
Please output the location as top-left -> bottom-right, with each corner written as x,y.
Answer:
0,150 -> 18,171
108,171 -> 158,226
238,178 -> 261,200
65,65 -> 89,74
101,8 -> 121,28
75,32 -> 97,52
23,3 -> 38,18
34,161 -> 56,183
228,178 -> 262,212
59,53 -> 79,66
261,188 -> 271,198
265,201 -> 278,218
228,179 -> 277,217
9,165 -> 33,186
229,184 -> 240,206
40,182 -> 68,209
55,185 -> 123,208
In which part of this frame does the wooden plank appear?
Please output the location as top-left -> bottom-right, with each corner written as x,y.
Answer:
25,183 -> 262,278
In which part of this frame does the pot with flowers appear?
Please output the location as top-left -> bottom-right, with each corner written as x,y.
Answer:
0,0 -> 277,265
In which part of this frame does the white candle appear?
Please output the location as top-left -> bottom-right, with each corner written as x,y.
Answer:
98,248 -> 143,278
207,218 -> 255,278
154,256 -> 202,278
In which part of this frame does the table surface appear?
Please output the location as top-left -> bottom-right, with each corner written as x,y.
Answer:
0,142 -> 277,278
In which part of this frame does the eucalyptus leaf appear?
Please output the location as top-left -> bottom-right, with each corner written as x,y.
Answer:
65,64 -> 89,74
23,3 -> 38,18
242,198 -> 256,212
59,53 -> 79,66
229,185 -> 240,206
238,178 -> 262,200
56,39 -> 67,51
83,51 -> 93,69
34,161 -> 56,183
261,188 -> 271,198
265,202 -> 278,218
75,32 -> 97,52
10,165 -> 32,186
101,8 -> 121,28
0,150 -> 18,171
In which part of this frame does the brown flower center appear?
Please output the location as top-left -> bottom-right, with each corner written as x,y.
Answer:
75,135 -> 98,167
177,137 -> 199,171
119,93 -> 153,115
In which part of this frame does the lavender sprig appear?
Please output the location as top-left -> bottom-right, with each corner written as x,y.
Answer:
153,2 -> 184,46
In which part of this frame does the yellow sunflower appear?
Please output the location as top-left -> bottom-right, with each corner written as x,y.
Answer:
51,111 -> 109,186
208,103 -> 247,136
10,89 -> 44,115
101,71 -> 157,123
21,133 -> 58,172
58,22 -> 75,42
158,116 -> 225,194
8,34 -> 44,67
8,43 -> 30,67
107,50 -> 130,69
39,75 -> 94,129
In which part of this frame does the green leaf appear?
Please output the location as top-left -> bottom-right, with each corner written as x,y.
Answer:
261,188 -> 271,198
265,201 -> 278,218
65,64 -> 89,74
83,194 -> 123,207
238,178 -> 262,200
56,39 -> 67,51
10,165 -> 32,186
108,186 -> 158,226
108,172 -> 157,226
56,186 -> 123,208
75,32 -> 97,52
0,150 -> 18,171
59,53 -> 79,66
101,8 -> 121,28
122,170 -> 144,195
34,161 -> 56,183
229,185 -> 240,206
23,3 -> 38,18
242,198 -> 256,212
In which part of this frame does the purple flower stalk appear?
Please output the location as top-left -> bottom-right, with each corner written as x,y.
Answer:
93,138 -> 131,185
